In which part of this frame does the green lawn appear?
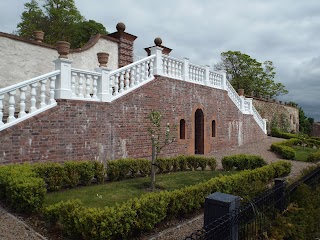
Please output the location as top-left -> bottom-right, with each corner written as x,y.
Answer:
292,146 -> 320,161
44,170 -> 236,208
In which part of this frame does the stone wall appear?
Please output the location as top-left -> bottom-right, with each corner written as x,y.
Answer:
0,76 -> 266,164
0,33 -> 119,88
253,99 -> 299,134
311,122 -> 320,137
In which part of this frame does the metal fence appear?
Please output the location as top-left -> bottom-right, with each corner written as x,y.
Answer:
185,166 -> 320,240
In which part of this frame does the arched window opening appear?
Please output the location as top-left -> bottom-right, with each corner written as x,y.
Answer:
180,119 -> 186,139
212,120 -> 216,137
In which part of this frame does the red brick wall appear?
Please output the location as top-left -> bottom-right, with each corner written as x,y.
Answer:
311,123 -> 320,137
0,76 -> 266,164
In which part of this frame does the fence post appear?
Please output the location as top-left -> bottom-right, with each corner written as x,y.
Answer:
204,192 -> 240,240
149,46 -> 163,76
54,58 -> 73,99
95,67 -> 112,102
274,178 -> 286,212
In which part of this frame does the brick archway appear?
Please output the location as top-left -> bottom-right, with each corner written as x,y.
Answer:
195,108 -> 204,154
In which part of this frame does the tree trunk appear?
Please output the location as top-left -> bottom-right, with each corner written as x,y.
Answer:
151,137 -> 156,191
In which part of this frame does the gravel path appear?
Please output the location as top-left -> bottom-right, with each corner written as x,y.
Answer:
0,136 -> 316,240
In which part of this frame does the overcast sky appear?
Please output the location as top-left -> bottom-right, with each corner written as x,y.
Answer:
0,0 -> 319,121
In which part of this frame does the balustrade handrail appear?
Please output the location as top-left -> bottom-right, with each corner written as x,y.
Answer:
0,70 -> 60,94
71,68 -> 101,77
110,54 -> 156,76
162,54 -> 184,63
189,62 -> 206,70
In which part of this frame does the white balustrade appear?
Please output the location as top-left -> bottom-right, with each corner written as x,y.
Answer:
209,71 -> 223,89
109,55 -> 155,99
0,70 -> 59,131
189,64 -> 205,84
162,55 -> 183,79
70,69 -> 101,101
226,81 -> 241,110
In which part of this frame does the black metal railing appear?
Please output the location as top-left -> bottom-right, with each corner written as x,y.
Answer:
185,166 -> 320,240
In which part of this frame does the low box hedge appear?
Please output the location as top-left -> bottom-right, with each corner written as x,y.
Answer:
221,154 -> 267,171
307,152 -> 320,162
44,161 -> 291,239
270,139 -> 301,160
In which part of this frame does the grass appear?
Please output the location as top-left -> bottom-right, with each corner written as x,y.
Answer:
44,170 -> 236,208
292,146 -> 320,161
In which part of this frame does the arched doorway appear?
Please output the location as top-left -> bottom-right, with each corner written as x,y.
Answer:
195,109 -> 204,154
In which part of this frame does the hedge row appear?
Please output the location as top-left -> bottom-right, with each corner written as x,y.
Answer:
107,155 -> 217,181
307,152 -> 320,163
33,161 -> 106,191
221,154 -> 267,171
270,139 -> 302,159
44,161 -> 292,239
0,164 -> 46,213
271,128 -> 298,139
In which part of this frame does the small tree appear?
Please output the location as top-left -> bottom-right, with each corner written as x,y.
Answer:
148,110 -> 176,191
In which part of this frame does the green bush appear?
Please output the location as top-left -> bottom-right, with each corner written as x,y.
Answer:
221,154 -> 267,171
271,128 -> 298,139
307,152 -> 320,162
77,161 -> 95,186
33,162 -> 65,191
63,162 -> 81,188
271,140 -> 296,160
93,161 -> 106,184
44,161 -> 291,239
0,164 -> 46,213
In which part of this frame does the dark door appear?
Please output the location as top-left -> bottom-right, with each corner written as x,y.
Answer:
195,109 -> 204,154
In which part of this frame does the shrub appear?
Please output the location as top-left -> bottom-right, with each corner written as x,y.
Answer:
63,161 -> 81,188
222,154 -> 267,171
44,161 -> 291,239
271,140 -> 296,160
33,162 -> 65,191
207,157 -> 217,170
0,164 -> 46,213
77,161 -> 95,186
307,152 -> 320,162
271,128 -> 298,139
93,161 -> 106,184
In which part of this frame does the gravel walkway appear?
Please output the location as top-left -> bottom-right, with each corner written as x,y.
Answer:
0,136 -> 316,240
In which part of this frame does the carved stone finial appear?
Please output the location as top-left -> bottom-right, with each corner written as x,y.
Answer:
116,22 -> 126,32
154,37 -> 162,46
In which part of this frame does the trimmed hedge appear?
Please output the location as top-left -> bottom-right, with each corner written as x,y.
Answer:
307,152 -> 320,163
44,161 -> 291,239
0,164 -> 46,213
270,139 -> 302,160
107,155 -> 217,181
221,154 -> 267,171
271,128 -> 298,139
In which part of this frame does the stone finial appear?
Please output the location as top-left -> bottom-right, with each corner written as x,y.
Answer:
116,22 -> 126,32
238,89 -> 244,96
56,41 -> 71,59
33,31 -> 44,43
97,52 -> 109,67
154,37 -> 162,46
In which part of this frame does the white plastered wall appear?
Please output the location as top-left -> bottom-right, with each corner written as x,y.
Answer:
0,36 -> 118,88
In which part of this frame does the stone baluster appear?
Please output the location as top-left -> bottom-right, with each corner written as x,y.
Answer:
119,72 -> 124,93
125,70 -> 130,90
71,72 -> 77,97
183,58 -> 189,81
130,66 -> 135,87
149,59 -> 154,79
145,60 -> 149,79
0,95 -> 3,126
114,73 -> 119,95
18,86 -> 27,118
85,75 -> 92,98
78,74 -> 84,98
163,58 -> 167,75
30,83 -> 37,113
141,62 -> 145,82
40,79 -> 47,108
135,65 -> 140,85
178,62 -> 182,79
168,59 -> 172,77
8,90 -> 16,122
204,65 -> 210,86
49,76 -> 56,105
92,76 -> 98,100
